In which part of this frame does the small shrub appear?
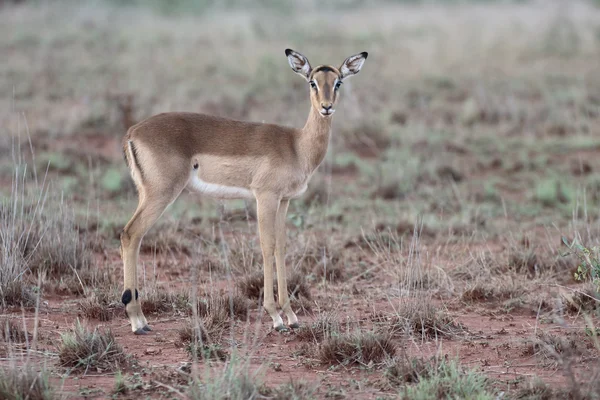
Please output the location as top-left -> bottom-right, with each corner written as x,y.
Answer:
58,321 -> 130,373
318,331 -> 396,366
0,366 -> 54,400
562,236 -> 600,292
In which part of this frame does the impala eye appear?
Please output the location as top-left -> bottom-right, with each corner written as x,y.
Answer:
310,81 -> 317,89
335,81 -> 342,90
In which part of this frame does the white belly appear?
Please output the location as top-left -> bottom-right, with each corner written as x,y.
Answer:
187,174 -> 254,200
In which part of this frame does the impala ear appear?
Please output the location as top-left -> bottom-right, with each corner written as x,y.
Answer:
339,52 -> 368,80
285,48 -> 312,81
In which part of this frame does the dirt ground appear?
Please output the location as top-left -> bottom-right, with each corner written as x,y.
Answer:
1,1 -> 600,399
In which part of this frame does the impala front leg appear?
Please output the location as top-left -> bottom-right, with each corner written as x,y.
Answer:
275,199 -> 299,328
256,193 -> 285,331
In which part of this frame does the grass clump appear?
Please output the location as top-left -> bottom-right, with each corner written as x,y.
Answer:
0,166 -> 40,308
318,331 -> 396,366
187,361 -> 267,400
523,332 -> 584,368
178,318 -> 228,361
400,359 -> 495,399
79,289 -> 121,321
27,201 -> 93,278
268,380 -> 317,400
142,288 -> 190,315
0,366 -> 55,400
0,318 -> 29,343
377,302 -> 465,339
179,293 -> 251,360
58,321 -> 130,373
296,312 -> 340,343
196,292 -> 251,321
237,271 -> 311,304
385,356 -> 434,386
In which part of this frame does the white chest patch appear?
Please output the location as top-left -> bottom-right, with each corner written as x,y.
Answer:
187,173 -> 254,200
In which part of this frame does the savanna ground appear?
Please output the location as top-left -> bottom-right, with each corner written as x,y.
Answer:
1,0 -> 600,398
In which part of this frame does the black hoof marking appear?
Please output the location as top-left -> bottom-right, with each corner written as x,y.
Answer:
142,325 -> 152,332
288,322 -> 300,329
122,289 -> 132,305
134,328 -> 148,335
274,325 -> 289,333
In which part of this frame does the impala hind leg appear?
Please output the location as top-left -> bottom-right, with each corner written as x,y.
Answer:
256,193 -> 286,331
275,199 -> 299,328
121,187 -> 184,334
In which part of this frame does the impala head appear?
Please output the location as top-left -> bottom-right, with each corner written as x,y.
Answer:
285,49 -> 368,118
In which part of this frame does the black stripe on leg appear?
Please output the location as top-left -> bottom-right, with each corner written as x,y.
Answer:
135,289 -> 139,300
122,289 -> 132,305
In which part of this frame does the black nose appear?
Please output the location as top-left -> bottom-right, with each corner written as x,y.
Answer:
321,103 -> 332,110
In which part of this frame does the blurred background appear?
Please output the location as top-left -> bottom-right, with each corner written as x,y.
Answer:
2,1 -> 599,217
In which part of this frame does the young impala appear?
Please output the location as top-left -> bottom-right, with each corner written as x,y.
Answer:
120,49 -> 368,334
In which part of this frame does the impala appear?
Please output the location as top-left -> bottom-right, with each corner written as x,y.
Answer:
120,49 -> 368,334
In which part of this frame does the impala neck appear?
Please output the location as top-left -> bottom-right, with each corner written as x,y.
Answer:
299,107 -> 332,173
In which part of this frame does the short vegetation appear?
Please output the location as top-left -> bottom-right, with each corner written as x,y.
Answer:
58,321 -> 130,374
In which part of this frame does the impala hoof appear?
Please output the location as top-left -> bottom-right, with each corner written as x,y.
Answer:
134,328 -> 149,335
274,324 -> 289,333
288,322 -> 300,329
142,325 -> 152,332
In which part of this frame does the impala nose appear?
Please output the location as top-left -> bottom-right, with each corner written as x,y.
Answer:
321,103 -> 332,111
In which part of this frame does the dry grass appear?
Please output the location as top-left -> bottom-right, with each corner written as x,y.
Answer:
461,278 -> 526,304
0,366 -> 54,400
296,312 -> 340,343
523,332 -> 586,368
376,302 -> 465,339
187,361 -> 267,400
178,292 -> 252,360
237,271 -> 311,303
268,380 -> 318,400
384,356 -> 435,386
0,317 -> 29,343
58,321 -> 130,374
141,288 -> 190,315
197,292 -> 252,321
561,284 -> 600,314
78,289 -> 122,322
318,331 -> 396,366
